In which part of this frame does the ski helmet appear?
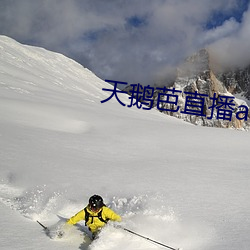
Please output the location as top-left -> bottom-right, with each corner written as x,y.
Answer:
89,195 -> 104,210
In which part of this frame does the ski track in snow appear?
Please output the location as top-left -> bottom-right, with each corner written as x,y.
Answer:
0,99 -> 91,134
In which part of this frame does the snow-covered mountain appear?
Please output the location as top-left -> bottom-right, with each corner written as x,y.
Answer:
124,49 -> 250,130
172,49 -> 250,129
0,36 -> 250,250
217,65 -> 250,100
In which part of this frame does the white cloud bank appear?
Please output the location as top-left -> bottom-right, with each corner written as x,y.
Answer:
0,0 -> 249,84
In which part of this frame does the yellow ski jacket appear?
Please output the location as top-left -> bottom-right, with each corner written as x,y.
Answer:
67,206 -> 121,233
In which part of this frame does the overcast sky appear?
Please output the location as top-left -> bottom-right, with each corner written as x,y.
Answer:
0,0 -> 249,85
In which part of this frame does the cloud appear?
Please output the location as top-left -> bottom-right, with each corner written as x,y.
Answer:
0,0 -> 249,85
200,18 -> 240,45
209,4 -> 250,69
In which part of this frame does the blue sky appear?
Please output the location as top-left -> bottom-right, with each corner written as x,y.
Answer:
206,0 -> 249,28
0,0 -> 249,85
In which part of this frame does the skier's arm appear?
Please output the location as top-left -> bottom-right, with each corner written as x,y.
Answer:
104,207 -> 122,222
67,209 -> 85,225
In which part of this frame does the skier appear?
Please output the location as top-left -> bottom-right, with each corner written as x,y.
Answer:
66,194 -> 121,239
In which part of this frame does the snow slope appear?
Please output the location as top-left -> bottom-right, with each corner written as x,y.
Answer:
0,36 -> 250,250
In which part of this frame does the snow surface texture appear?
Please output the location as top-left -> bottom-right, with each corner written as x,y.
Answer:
0,36 -> 250,250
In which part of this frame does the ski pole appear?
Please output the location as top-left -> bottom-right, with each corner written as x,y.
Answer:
122,227 -> 180,250
37,220 -> 48,231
